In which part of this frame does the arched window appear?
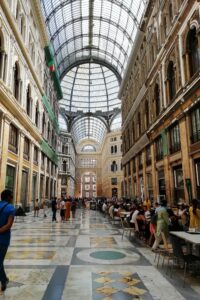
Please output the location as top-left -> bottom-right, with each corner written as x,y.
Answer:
42,112 -> 46,135
26,85 -> 32,117
154,83 -> 160,117
114,145 -> 117,153
13,62 -> 20,100
111,146 -> 114,154
111,161 -> 118,172
186,27 -> 200,78
145,100 -> 149,128
35,102 -> 39,127
167,61 -> 176,101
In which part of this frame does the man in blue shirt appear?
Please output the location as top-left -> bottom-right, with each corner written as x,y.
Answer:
0,190 -> 15,292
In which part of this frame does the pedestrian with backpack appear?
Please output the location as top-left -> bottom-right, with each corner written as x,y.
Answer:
0,190 -> 15,292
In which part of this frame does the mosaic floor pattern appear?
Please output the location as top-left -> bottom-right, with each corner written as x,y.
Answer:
92,272 -> 153,300
0,209 -> 200,300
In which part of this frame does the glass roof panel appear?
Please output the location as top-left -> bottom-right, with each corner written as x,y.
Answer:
41,0 -> 148,78
111,113 -> 122,131
60,63 -> 120,113
41,0 -> 148,145
71,116 -> 107,145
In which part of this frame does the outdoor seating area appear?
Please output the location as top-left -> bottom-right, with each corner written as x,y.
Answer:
98,197 -> 200,286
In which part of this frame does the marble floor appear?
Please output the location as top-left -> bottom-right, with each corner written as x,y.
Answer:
0,209 -> 200,300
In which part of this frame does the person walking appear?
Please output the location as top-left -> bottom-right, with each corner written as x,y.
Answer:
34,199 -> 40,217
51,197 -> 57,222
152,200 -> 169,250
65,198 -> 71,221
71,199 -> 76,218
0,190 -> 15,292
60,197 -> 66,222
43,199 -> 47,218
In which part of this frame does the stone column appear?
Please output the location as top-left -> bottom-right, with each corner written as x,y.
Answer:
180,116 -> 191,203
37,150 -> 41,200
0,114 -> 11,192
151,143 -> 158,203
16,131 -> 25,204
178,35 -> 186,86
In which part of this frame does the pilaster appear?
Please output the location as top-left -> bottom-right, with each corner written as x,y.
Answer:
0,114 -> 11,192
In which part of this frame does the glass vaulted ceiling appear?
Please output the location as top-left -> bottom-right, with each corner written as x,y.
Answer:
41,0 -> 148,146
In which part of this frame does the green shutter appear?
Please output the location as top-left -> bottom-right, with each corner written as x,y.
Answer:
161,129 -> 168,156
40,140 -> 58,165
41,95 -> 60,134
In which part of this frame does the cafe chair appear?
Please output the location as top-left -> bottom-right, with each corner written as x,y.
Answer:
170,234 -> 200,286
120,217 -> 135,239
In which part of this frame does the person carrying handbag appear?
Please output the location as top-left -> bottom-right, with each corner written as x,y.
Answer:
0,190 -> 15,292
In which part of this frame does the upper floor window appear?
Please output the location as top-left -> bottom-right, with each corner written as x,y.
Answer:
190,104 -> 200,144
169,123 -> 181,153
111,161 -> 118,172
0,33 -> 7,81
26,85 -> 32,117
186,27 -> 200,78
146,145 -> 152,166
23,137 -> 30,160
13,62 -> 21,101
167,61 -> 176,102
155,135 -> 163,161
169,2 -> 173,23
154,83 -> 161,117
33,146 -> 38,164
47,122 -> 51,141
111,145 -> 117,154
35,102 -> 40,128
138,152 -> 143,170
21,15 -> 26,39
137,112 -> 141,136
63,160 -> 67,172
9,124 -> 18,153
144,100 -> 149,128
42,112 -> 46,135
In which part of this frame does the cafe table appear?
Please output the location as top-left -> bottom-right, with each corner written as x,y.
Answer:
170,231 -> 200,245
170,231 -> 200,255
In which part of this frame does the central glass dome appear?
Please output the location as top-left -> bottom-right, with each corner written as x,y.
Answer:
60,63 -> 120,113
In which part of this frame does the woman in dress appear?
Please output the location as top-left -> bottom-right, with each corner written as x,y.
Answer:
189,199 -> 200,230
65,199 -> 71,221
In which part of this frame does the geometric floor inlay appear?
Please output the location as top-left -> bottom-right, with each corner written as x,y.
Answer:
92,272 -> 153,300
90,237 -> 117,248
75,248 -> 141,265
90,251 -> 126,260
6,251 -> 56,260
